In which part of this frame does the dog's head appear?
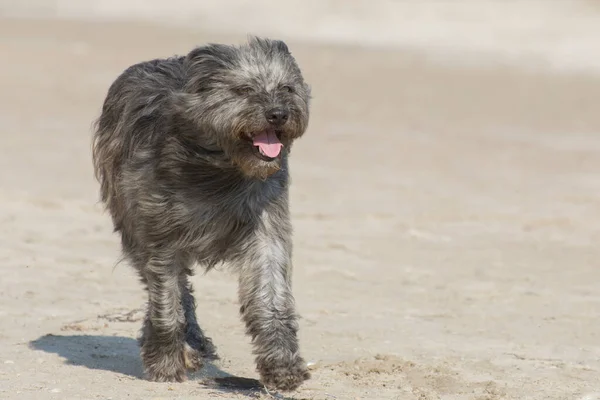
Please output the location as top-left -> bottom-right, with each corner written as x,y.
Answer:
176,37 -> 311,179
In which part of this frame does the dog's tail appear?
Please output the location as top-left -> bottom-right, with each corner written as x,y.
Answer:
91,75 -> 132,230
92,112 -> 122,221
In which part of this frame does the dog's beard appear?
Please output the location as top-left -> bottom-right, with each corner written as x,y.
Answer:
235,153 -> 282,180
227,131 -> 287,180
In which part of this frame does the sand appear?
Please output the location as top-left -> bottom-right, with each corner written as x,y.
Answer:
0,4 -> 599,400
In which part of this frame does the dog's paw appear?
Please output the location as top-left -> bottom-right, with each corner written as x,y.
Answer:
141,345 -> 187,382
186,333 -> 219,361
258,356 -> 311,392
147,368 -> 187,383
183,343 -> 204,372
145,362 -> 187,383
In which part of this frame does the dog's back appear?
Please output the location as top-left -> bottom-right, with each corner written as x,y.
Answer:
92,56 -> 185,230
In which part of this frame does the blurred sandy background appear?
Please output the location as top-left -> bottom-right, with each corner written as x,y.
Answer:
1,1 -> 599,399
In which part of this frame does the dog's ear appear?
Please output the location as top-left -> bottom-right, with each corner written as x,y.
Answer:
170,91 -> 210,125
270,39 -> 290,55
171,91 -> 194,115
184,44 -> 237,92
247,36 -> 290,56
187,44 -> 238,67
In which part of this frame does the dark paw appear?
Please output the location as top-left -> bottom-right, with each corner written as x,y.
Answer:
258,356 -> 311,392
183,343 -> 204,372
186,330 -> 219,361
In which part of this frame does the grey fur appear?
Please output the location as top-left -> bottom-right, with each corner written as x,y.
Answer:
92,37 -> 311,391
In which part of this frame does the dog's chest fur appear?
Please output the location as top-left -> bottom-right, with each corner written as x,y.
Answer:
137,159 -> 290,268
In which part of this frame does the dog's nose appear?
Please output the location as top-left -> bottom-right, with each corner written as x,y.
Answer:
266,108 -> 289,126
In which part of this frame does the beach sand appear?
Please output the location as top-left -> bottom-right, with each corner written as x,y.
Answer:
0,3 -> 599,399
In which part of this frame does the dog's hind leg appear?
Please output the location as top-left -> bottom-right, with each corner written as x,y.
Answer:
180,266 -> 219,366
236,209 -> 310,391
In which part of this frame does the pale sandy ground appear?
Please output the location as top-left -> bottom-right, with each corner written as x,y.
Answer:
1,3 -> 600,400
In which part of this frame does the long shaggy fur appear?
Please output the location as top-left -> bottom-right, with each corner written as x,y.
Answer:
92,37 -> 311,391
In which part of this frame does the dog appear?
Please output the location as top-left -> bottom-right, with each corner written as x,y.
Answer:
92,37 -> 311,391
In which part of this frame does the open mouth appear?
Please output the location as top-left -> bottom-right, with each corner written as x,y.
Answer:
247,129 -> 283,161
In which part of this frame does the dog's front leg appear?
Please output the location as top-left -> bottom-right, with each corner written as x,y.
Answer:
139,253 -> 188,382
237,211 -> 310,392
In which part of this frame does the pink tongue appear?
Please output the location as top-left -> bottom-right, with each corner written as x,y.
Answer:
252,131 -> 283,158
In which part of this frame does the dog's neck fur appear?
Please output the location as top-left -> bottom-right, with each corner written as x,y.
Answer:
157,133 -> 289,217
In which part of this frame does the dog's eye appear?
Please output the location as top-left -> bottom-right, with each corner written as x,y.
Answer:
282,85 -> 294,94
235,86 -> 253,95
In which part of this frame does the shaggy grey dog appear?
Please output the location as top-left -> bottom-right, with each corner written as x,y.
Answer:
92,37 -> 311,391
